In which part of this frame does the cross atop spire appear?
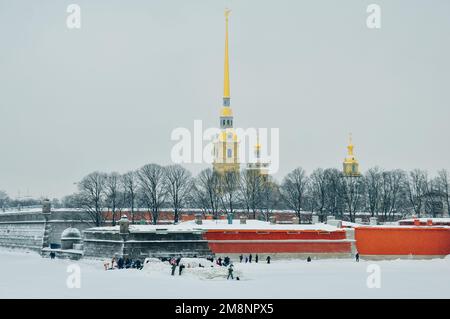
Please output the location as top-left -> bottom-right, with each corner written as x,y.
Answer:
347,132 -> 354,156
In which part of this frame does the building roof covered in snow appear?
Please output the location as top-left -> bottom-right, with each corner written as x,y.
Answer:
85,219 -> 342,233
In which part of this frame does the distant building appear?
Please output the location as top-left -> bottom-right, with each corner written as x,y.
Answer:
246,133 -> 270,181
343,134 -> 361,177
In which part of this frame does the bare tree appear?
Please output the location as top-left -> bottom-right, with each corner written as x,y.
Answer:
61,194 -> 80,208
379,169 -> 406,220
122,171 -> 138,224
280,167 -> 309,221
239,169 -> 264,219
219,171 -> 240,217
192,168 -> 221,219
364,167 -> 382,217
404,169 -> 429,217
164,164 -> 192,223
309,168 -> 327,222
323,168 -> 344,218
137,164 -> 167,225
342,175 -> 364,222
437,169 -> 450,216
77,171 -> 107,226
105,172 -> 121,226
260,176 -> 281,221
0,190 -> 9,211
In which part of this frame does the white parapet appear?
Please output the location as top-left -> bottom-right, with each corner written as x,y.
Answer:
327,219 -> 342,228
369,217 -> 378,225
311,215 -> 319,224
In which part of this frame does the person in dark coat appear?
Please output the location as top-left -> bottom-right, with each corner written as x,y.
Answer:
117,257 -> 124,269
355,252 -> 360,262
134,259 -> 142,270
179,264 -> 185,275
266,256 -> 271,264
125,258 -> 132,269
176,256 -> 182,266
245,257 -> 248,263
217,257 -> 222,266
239,254 -> 243,263
307,256 -> 311,262
249,254 -> 252,263
50,251 -> 56,259
227,264 -> 234,280
171,263 -> 177,276
255,254 -> 259,263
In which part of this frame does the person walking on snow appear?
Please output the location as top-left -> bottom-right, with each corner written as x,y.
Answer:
249,254 -> 252,263
179,264 -> 185,276
255,254 -> 259,263
266,256 -> 271,264
239,254 -> 243,263
171,263 -> 177,276
227,264 -> 234,280
355,252 -> 360,262
170,258 -> 177,276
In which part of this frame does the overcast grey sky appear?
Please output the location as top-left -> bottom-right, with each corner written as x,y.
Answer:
0,0 -> 449,199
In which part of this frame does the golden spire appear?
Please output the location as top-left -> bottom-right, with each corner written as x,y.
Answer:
255,131 -> 261,160
347,133 -> 354,156
223,8 -> 231,99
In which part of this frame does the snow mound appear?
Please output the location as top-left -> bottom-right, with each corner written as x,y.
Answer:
142,258 -> 169,272
141,257 -> 243,280
179,258 -> 214,268
183,265 -> 243,280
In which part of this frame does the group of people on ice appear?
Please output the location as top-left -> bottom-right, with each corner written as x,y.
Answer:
104,257 -> 143,270
238,254 -> 271,264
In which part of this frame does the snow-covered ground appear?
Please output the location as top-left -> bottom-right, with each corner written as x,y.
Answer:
0,249 -> 449,299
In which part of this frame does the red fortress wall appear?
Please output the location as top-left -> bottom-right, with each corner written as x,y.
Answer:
203,229 -> 351,254
355,227 -> 450,256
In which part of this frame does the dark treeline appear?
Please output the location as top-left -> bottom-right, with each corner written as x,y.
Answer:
0,191 -> 63,211
57,165 -> 449,227
2,166 -> 448,227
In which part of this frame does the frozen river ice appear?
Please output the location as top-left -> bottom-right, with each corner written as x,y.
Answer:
0,250 -> 449,298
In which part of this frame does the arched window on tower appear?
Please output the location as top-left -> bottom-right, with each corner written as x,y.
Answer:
227,149 -> 232,158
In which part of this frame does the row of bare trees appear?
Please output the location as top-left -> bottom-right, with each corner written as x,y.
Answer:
191,169 -> 281,222
66,164 -> 192,226
303,168 -> 450,222
64,165 -> 450,225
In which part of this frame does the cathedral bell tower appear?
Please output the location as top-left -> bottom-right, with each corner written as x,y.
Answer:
213,9 -> 240,174
246,132 -> 270,181
343,133 -> 361,177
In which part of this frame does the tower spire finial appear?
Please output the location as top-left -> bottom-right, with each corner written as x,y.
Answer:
223,8 -> 231,103
347,133 -> 354,156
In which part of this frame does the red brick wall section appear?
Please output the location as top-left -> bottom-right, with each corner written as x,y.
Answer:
355,227 -> 450,255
